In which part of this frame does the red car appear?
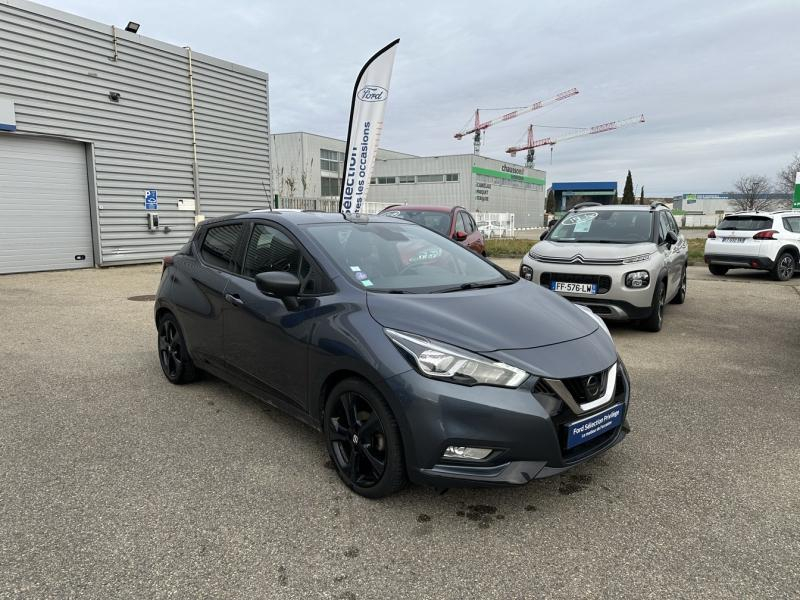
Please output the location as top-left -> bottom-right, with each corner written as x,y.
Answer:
378,205 -> 486,255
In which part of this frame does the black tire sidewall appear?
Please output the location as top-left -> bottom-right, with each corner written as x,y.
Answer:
324,378 -> 406,499
641,280 -> 665,332
773,253 -> 795,281
671,266 -> 687,304
157,314 -> 197,384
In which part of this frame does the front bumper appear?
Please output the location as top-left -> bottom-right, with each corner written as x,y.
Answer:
384,362 -> 630,488
704,253 -> 774,270
520,254 -> 656,320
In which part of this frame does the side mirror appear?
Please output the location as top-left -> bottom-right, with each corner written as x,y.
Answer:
539,231 -> 548,241
548,219 -> 558,228
255,271 -> 301,309
665,230 -> 678,247
453,230 -> 468,242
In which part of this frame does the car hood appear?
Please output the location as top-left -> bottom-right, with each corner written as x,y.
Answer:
366,280 -> 598,353
533,240 -> 654,261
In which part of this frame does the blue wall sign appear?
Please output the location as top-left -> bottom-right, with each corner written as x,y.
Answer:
144,189 -> 158,210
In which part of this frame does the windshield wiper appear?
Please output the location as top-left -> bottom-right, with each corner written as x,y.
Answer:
434,280 -> 514,293
372,289 -> 414,294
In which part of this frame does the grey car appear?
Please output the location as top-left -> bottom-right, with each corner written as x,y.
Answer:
155,210 -> 630,498
520,203 -> 688,332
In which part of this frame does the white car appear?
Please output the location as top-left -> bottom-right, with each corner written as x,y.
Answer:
704,210 -> 800,281
477,220 -> 506,239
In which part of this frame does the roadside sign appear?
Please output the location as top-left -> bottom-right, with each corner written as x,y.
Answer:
793,173 -> 800,209
144,189 -> 158,210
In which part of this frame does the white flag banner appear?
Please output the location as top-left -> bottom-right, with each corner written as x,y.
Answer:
339,39 -> 399,214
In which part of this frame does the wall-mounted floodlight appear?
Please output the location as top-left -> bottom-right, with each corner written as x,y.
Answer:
125,21 -> 140,33
108,91 -> 121,102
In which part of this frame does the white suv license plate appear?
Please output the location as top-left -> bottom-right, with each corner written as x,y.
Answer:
722,237 -> 745,244
551,281 -> 597,294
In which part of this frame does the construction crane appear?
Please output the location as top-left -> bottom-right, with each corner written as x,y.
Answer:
506,114 -> 646,167
455,88 -> 579,154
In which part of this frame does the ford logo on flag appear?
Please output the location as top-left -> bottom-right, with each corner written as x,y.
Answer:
357,86 -> 388,102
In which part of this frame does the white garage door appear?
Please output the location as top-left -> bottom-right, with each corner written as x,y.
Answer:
0,135 -> 95,274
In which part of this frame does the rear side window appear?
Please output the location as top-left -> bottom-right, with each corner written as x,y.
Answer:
783,217 -> 800,232
200,224 -> 243,271
658,212 -> 671,243
717,216 -> 774,231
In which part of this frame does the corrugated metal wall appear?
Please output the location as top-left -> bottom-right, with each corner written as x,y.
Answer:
0,0 -> 270,265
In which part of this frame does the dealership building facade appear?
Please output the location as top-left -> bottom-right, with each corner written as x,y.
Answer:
0,0 -> 271,274
272,132 -> 547,228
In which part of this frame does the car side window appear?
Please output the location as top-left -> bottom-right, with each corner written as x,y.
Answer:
458,212 -> 472,233
667,212 -> 680,233
242,223 -> 327,295
200,223 -> 244,272
784,217 -> 800,233
468,213 -> 478,233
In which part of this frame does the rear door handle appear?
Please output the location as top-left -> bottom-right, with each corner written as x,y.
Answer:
224,293 -> 245,307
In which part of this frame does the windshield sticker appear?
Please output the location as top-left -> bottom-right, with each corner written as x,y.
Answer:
350,266 -> 361,272
408,247 -> 443,264
355,271 -> 369,281
563,212 -> 598,227
361,279 -> 374,287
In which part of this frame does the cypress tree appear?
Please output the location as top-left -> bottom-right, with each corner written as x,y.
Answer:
622,171 -> 635,204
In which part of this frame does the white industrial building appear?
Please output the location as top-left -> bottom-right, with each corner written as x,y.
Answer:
272,132 -> 547,228
0,0 -> 271,274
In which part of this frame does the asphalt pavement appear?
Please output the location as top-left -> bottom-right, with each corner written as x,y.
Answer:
1,265 -> 798,599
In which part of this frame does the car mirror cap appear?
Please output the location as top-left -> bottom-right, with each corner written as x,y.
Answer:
255,271 -> 301,299
454,230 -> 468,241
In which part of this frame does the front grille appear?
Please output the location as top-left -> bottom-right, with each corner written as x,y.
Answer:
531,253 -> 624,266
540,272 -> 612,294
561,369 -> 610,404
549,368 -> 628,462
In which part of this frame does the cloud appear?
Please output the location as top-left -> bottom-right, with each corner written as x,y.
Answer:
41,0 -> 800,194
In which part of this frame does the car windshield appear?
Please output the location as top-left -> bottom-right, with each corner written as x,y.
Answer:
304,221 -> 513,293
548,210 -> 653,243
380,209 -> 451,235
717,216 -> 774,230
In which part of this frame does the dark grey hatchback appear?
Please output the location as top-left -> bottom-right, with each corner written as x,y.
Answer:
155,210 -> 630,498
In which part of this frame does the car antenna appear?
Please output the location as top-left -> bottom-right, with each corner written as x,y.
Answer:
261,180 -> 273,211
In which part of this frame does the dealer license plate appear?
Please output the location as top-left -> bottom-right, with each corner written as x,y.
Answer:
565,402 -> 624,449
551,281 -> 597,294
722,237 -> 745,244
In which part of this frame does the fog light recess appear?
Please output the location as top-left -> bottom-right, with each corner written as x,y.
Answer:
520,265 -> 534,281
443,446 -> 493,460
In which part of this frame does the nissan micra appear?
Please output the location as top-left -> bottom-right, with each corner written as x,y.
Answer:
155,210 -> 630,498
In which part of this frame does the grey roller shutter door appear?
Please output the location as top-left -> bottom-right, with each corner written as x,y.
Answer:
0,135 -> 94,274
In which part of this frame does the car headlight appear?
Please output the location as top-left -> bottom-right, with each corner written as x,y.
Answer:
385,329 -> 528,388
625,270 -> 650,288
520,265 -> 534,280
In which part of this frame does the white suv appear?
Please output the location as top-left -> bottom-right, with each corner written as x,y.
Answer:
704,210 -> 800,281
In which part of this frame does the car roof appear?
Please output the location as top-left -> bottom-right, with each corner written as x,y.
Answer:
572,204 -> 659,212
380,204 -> 461,213
208,209 -> 404,226
720,210 -> 800,217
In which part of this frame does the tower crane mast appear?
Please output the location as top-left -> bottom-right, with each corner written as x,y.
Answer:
455,88 -> 579,154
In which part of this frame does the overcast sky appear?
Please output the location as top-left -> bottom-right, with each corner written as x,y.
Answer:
44,0 -> 799,196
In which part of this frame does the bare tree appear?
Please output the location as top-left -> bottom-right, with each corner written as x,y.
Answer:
777,153 -> 800,194
731,175 -> 773,211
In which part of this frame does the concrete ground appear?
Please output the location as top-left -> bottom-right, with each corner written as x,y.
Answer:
1,265 -> 798,599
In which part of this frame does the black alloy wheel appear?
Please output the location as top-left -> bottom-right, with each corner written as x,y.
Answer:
158,314 -> 199,384
773,252 -> 796,281
671,266 -> 687,304
324,378 -> 406,498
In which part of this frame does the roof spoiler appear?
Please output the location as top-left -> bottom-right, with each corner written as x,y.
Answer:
649,201 -> 670,210
570,202 -> 602,210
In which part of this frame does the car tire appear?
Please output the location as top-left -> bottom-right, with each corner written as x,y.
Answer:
324,378 -> 407,499
640,279 -> 666,332
670,266 -> 687,304
157,313 -> 200,384
772,252 -> 796,281
708,264 -> 728,276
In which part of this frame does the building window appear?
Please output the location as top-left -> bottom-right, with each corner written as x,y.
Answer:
416,174 -> 444,183
320,149 -> 345,174
370,177 -> 377,184
398,175 -> 415,184
377,176 -> 396,184
320,176 -> 341,197
446,173 -> 459,182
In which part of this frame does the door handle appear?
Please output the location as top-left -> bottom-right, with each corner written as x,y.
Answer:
224,293 -> 245,307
